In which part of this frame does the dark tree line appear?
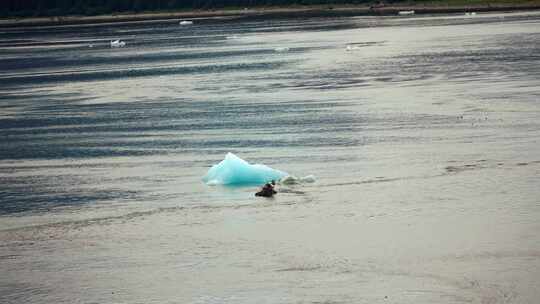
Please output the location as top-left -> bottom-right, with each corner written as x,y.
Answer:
0,0 -> 375,17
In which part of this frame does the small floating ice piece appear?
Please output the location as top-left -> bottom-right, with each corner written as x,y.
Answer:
398,10 -> 415,15
274,47 -> 290,53
346,41 -> 383,51
180,20 -> 193,25
280,175 -> 298,185
280,175 -> 316,185
110,40 -> 126,48
300,175 -> 316,183
203,153 -> 288,186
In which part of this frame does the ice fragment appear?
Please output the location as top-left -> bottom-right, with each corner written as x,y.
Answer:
203,153 -> 287,186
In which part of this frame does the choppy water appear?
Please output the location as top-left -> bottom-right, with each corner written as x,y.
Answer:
1,12 -> 540,304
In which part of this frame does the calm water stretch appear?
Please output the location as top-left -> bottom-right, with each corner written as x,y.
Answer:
1,11 -> 540,304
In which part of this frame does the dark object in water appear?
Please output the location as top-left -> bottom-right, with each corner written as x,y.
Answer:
255,181 -> 277,197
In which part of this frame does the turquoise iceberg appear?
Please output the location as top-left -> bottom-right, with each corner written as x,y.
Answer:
203,153 -> 288,186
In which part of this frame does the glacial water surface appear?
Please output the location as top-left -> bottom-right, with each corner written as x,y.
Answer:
1,11 -> 540,304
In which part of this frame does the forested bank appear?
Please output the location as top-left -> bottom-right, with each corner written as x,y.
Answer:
2,0 -> 360,17
2,0 -> 539,17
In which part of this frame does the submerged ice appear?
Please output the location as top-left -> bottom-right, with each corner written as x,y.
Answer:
203,153 -> 288,186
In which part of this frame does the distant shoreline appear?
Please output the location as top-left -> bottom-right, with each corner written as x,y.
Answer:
1,3 -> 540,28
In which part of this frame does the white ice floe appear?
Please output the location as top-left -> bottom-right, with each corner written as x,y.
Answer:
398,10 -> 415,15
280,175 -> 316,185
346,41 -> 384,51
110,40 -> 126,48
180,20 -> 193,25
274,47 -> 290,53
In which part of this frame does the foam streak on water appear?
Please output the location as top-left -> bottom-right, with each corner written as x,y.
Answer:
1,11 -> 540,304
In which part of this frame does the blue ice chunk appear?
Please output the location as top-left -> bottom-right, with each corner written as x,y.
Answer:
203,153 -> 288,186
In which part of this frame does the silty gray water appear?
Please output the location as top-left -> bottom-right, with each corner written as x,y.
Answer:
1,11 -> 539,304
